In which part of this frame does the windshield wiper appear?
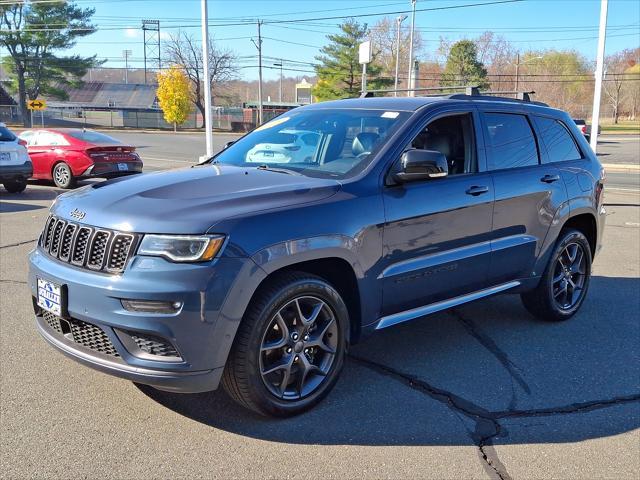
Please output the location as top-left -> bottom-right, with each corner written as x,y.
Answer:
256,164 -> 300,175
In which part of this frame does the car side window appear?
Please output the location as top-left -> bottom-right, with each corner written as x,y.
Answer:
483,112 -> 539,170
408,113 -> 477,175
533,116 -> 583,163
34,132 -> 68,147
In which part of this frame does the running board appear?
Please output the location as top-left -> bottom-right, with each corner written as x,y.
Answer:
375,281 -> 521,330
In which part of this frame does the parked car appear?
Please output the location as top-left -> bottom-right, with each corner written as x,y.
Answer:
0,123 -> 32,193
246,129 -> 321,163
19,128 -> 143,189
29,92 -> 606,417
573,118 -> 601,142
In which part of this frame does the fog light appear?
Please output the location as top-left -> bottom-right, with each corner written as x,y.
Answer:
121,299 -> 182,314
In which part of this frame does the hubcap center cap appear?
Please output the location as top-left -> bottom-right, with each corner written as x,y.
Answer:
293,341 -> 304,353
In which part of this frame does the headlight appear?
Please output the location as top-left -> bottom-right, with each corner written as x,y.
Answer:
138,234 -> 225,262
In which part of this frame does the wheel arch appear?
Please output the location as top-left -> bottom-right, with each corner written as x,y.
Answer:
562,212 -> 597,257
253,257 -> 363,345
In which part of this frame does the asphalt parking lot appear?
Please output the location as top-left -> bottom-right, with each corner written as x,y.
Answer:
1,133 -> 639,479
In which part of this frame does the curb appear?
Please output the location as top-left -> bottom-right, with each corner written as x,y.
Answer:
601,163 -> 640,173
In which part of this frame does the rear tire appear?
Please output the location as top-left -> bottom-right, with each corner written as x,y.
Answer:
3,179 -> 27,193
521,229 -> 592,321
52,162 -> 76,189
222,272 -> 348,417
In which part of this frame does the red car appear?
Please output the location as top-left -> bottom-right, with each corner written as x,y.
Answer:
18,128 -> 143,188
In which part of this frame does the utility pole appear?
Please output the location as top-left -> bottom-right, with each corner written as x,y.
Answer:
394,15 -> 408,96
200,0 -> 213,160
251,21 -> 264,125
514,52 -> 520,91
590,0 -> 608,153
122,50 -> 132,84
407,0 -> 417,97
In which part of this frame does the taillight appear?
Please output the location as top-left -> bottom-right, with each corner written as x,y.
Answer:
581,125 -> 587,133
18,139 -> 27,147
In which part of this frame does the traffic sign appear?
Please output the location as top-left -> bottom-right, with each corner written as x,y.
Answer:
27,99 -> 46,110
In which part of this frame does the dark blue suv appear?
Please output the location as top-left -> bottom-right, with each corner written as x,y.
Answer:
29,93 -> 606,416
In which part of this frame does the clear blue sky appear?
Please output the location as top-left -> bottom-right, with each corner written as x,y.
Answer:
29,0 -> 640,80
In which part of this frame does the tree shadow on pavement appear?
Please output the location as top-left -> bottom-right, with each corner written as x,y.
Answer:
139,275 -> 640,447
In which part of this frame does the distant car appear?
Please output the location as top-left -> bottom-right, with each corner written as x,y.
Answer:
573,119 -> 601,142
19,128 -> 143,189
246,129 -> 320,164
0,123 -> 32,193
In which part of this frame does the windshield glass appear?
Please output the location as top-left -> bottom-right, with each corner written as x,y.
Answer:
212,108 -> 410,179
67,130 -> 122,145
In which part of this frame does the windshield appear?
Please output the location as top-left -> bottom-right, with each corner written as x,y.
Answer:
212,108 -> 410,179
67,130 -> 122,145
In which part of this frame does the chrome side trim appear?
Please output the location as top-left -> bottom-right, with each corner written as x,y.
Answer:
375,280 -> 521,330
490,234 -> 537,252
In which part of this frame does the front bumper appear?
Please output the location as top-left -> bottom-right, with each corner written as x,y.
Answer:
28,246 -> 252,393
0,161 -> 33,182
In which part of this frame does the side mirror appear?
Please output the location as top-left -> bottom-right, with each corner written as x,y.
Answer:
394,149 -> 448,183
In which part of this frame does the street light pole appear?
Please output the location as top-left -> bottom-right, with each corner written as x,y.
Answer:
200,0 -> 213,159
122,50 -> 131,84
407,0 -> 417,97
273,61 -> 283,102
590,0 -> 608,153
394,15 -> 407,96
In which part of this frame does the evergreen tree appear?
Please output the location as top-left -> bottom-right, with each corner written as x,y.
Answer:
0,1 -> 99,126
441,40 -> 489,89
313,19 -> 391,101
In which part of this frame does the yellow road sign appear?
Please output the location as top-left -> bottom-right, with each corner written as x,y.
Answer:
27,99 -> 46,110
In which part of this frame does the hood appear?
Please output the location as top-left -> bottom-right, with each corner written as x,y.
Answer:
51,165 -> 341,234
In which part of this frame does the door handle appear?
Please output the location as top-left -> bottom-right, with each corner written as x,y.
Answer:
465,185 -> 489,196
541,174 -> 560,183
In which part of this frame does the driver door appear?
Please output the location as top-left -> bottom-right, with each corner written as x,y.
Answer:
380,108 -> 495,319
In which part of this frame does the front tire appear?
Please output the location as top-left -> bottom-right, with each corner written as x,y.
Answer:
521,229 -> 592,321
3,179 -> 27,193
222,272 -> 348,417
52,162 -> 76,189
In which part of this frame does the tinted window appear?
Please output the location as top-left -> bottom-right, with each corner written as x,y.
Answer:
484,113 -> 538,170
0,126 -> 16,142
66,130 -> 121,145
535,117 -> 582,163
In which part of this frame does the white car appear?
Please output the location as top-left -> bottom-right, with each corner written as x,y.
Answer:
0,123 -> 32,193
246,129 -> 320,164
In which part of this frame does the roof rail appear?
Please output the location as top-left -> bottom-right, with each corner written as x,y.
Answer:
360,85 -> 479,98
481,90 -> 535,102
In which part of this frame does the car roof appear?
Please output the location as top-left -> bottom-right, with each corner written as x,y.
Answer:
301,95 -> 563,116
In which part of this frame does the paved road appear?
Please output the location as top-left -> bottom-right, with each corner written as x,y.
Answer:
1,139 -> 639,478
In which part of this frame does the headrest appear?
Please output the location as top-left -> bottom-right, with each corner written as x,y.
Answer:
427,134 -> 451,158
352,132 -> 380,157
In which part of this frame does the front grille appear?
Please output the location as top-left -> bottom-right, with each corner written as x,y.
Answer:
126,331 -> 180,358
41,310 -> 120,358
39,215 -> 137,274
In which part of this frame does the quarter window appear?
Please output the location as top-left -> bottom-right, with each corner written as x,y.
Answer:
483,113 -> 539,170
534,116 -> 582,163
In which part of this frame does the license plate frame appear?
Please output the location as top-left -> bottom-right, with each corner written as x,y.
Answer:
0,152 -> 11,162
117,163 -> 129,171
37,277 -> 65,317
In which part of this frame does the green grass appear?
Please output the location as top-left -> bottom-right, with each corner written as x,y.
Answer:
600,121 -> 640,134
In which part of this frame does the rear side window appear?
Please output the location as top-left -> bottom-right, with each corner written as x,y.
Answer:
0,126 -> 16,142
534,116 -> 582,163
483,113 -> 539,170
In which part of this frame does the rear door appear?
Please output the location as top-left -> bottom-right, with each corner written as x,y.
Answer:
478,109 -> 568,284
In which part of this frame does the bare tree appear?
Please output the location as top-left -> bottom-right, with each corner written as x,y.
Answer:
164,32 -> 238,127
603,51 -> 630,124
370,16 -> 424,86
